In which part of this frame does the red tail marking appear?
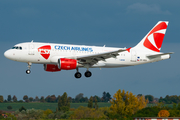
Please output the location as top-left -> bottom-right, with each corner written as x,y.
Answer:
143,22 -> 167,52
154,33 -> 165,49
126,47 -> 131,52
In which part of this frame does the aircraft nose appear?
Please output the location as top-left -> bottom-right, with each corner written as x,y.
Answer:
4,50 -> 12,59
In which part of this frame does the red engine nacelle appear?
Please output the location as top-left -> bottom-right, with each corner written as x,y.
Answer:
44,64 -> 61,72
44,58 -> 77,72
59,58 -> 77,70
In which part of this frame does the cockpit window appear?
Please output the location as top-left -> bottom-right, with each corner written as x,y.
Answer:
12,46 -> 22,50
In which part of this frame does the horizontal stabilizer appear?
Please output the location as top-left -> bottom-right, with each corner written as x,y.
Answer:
146,52 -> 174,59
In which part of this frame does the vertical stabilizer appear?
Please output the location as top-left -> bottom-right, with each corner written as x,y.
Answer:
133,21 -> 169,52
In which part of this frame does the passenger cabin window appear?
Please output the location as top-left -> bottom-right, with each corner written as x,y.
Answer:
12,46 -> 22,50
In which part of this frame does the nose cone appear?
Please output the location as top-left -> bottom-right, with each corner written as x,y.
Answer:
4,50 -> 13,60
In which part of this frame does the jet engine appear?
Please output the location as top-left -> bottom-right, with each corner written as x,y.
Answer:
44,58 -> 77,72
58,58 -> 77,70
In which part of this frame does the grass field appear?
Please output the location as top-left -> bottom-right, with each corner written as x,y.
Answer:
0,103 -> 173,112
0,102 -> 111,111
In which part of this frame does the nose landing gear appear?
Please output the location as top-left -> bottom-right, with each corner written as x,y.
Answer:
26,69 -> 31,74
26,62 -> 32,74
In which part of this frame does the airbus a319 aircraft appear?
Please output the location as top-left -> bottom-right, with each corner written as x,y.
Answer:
4,21 -> 173,78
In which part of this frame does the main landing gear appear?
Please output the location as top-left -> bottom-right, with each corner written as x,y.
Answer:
84,71 -> 92,77
75,72 -> 82,78
74,68 -> 92,78
26,62 -> 32,74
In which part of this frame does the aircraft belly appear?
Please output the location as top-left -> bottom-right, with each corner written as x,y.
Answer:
91,59 -> 132,68
92,63 -> 131,68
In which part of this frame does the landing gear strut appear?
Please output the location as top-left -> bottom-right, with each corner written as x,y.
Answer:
74,68 -> 82,78
26,62 -> 32,74
84,64 -> 92,78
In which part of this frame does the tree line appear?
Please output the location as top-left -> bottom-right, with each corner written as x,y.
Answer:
1,93 -> 180,104
0,91 -> 112,103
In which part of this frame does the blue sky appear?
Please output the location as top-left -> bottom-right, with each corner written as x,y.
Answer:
0,0 -> 180,100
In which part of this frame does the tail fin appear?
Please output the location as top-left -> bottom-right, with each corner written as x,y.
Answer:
134,21 -> 169,52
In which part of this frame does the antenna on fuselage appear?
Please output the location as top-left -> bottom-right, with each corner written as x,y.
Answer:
31,40 -> 33,43
103,45 -> 106,47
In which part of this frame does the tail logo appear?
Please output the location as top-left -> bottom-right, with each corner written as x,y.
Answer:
38,45 -> 51,59
143,22 -> 167,52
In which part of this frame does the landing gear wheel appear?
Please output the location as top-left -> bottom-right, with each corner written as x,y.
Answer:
75,72 -> 82,78
26,62 -> 32,74
26,70 -> 31,74
85,71 -> 92,77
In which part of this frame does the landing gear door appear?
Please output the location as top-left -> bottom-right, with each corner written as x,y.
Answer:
28,44 -> 35,55
131,50 -> 136,62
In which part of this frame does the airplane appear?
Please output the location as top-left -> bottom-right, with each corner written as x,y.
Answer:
4,21 -> 173,78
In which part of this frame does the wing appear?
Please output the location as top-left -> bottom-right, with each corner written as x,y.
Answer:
73,49 -> 126,66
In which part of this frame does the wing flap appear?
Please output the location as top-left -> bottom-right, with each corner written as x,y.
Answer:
76,49 -> 126,64
77,49 -> 125,59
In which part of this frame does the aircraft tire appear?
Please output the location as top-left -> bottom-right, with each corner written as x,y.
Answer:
75,72 -> 82,78
26,70 -> 31,74
85,71 -> 92,77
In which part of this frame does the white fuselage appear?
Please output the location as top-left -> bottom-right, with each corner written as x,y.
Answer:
4,42 -> 170,68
